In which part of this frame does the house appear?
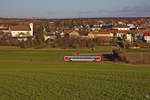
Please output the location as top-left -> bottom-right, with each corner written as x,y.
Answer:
69,31 -> 80,38
90,25 -> 101,32
117,20 -> 128,25
109,30 -> 137,43
73,26 -> 80,31
137,25 -> 148,30
88,33 -> 95,39
0,26 -> 9,33
127,24 -> 136,29
101,24 -> 113,30
79,31 -> 89,39
144,32 -> 150,43
63,29 -> 72,34
126,33 -> 133,42
0,26 -> 10,39
88,31 -> 111,41
9,22 -> 33,39
113,25 -> 130,31
44,33 -> 56,41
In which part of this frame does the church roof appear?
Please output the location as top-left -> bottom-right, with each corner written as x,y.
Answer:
10,25 -> 31,31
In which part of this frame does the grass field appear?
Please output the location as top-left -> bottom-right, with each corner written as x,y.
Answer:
0,47 -> 150,100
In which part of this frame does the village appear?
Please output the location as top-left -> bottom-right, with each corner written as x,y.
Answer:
1,0 -> 150,99
0,18 -> 150,48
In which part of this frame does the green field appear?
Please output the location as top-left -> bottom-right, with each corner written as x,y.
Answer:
0,47 -> 150,100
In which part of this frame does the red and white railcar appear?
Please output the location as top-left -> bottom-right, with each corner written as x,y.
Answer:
64,56 -> 101,62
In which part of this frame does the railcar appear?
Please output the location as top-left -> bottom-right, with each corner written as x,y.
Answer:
64,56 -> 101,62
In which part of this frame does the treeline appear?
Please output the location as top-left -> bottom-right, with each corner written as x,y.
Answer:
1,35 -> 150,49
48,37 -> 111,49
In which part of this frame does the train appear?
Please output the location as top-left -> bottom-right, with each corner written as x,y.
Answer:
64,56 -> 101,62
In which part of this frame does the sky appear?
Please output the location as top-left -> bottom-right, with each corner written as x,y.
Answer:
0,0 -> 150,18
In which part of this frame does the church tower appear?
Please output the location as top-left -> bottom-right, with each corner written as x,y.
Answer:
29,20 -> 33,36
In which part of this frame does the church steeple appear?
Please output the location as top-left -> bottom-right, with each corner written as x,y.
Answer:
29,20 -> 33,35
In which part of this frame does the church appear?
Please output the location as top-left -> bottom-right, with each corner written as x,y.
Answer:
9,21 -> 33,40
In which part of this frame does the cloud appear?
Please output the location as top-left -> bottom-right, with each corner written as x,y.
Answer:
97,5 -> 150,17
115,5 -> 150,13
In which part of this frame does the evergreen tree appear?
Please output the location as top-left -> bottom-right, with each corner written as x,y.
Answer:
36,25 -> 44,45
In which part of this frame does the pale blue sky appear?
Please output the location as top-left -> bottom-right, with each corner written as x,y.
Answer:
0,0 -> 150,18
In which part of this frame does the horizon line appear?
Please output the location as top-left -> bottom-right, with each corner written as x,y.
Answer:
0,16 -> 150,20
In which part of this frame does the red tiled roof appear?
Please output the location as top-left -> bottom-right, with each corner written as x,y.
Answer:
91,32 -> 110,34
114,25 -> 129,28
118,20 -> 128,23
137,25 -> 148,29
63,30 -> 73,34
109,30 -> 139,34
144,32 -> 150,36
10,25 -> 31,31
96,37 -> 111,41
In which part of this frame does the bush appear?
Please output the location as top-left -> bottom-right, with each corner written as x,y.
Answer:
112,49 -> 129,63
19,41 -> 26,48
136,40 -> 149,48
0,37 -> 19,46
51,37 -> 97,49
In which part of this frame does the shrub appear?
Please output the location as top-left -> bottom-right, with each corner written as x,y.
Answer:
112,49 -> 129,63
136,40 -> 149,48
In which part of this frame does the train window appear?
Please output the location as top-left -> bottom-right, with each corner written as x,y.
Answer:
64,56 -> 101,62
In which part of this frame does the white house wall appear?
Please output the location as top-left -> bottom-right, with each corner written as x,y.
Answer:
144,36 -> 150,43
95,34 -> 110,37
11,31 -> 33,37
126,34 -> 132,42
